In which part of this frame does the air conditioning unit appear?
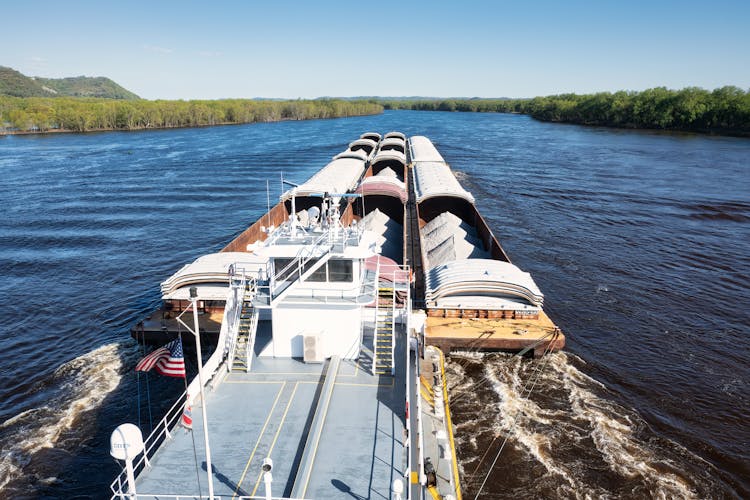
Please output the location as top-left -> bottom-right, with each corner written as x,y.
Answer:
303,332 -> 324,364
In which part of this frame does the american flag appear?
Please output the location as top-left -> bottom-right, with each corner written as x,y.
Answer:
135,338 -> 186,378
181,403 -> 193,430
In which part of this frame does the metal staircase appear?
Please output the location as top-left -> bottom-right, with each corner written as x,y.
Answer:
232,289 -> 259,373
373,286 -> 396,375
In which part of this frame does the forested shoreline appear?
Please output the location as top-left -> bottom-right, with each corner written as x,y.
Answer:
380,87 -> 750,136
0,97 -> 383,134
3,87 -> 748,137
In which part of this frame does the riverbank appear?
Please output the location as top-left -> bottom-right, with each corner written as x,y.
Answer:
0,96 -> 383,135
379,86 -> 750,138
0,114 -> 382,137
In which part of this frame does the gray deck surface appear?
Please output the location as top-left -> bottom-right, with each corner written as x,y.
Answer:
134,326 -> 406,499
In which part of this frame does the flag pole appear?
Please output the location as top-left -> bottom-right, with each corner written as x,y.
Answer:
190,286 -> 215,499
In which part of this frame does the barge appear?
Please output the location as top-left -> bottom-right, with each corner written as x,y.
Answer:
111,133 -> 564,500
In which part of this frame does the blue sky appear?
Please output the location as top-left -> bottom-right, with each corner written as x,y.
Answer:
3,0 -> 749,99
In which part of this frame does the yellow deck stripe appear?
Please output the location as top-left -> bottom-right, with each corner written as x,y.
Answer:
250,382 -> 299,496
232,381 -> 286,499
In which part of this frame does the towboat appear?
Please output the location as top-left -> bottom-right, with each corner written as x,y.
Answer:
111,133 -> 563,500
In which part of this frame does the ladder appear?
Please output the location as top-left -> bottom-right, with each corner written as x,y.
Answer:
373,286 -> 396,375
232,290 -> 258,373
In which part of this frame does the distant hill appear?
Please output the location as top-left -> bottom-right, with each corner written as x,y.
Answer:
0,66 -> 139,99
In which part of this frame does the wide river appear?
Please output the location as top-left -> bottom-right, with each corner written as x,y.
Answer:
1,110 -> 748,498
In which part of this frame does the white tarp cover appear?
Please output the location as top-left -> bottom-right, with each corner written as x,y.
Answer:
356,169 -> 407,202
161,252 -> 267,296
378,137 -> 406,150
409,136 -> 445,163
384,131 -> 406,141
281,157 -> 366,199
348,138 -> 378,151
413,161 -> 475,204
333,149 -> 368,162
361,168 -> 406,189
360,132 -> 382,141
372,148 -> 406,165
425,259 -> 544,307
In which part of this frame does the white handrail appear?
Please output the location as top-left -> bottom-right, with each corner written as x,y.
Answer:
224,277 -> 246,368
372,258 -> 381,375
110,390 -> 188,496
112,280 -> 246,497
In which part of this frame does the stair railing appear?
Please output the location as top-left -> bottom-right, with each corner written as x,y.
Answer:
371,258 -> 381,375
270,231 -> 332,301
390,281 -> 397,376
225,271 -> 255,369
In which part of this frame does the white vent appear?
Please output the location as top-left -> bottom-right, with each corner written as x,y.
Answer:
303,332 -> 324,363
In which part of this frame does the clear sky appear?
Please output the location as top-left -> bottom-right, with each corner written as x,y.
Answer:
2,0 -> 749,100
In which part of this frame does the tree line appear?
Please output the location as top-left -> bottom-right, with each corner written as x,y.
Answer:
0,97 -> 383,133
380,87 -> 750,136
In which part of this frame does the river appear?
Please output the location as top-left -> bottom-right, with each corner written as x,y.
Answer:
0,110 -> 747,498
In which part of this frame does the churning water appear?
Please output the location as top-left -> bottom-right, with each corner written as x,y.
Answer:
0,111 -> 748,498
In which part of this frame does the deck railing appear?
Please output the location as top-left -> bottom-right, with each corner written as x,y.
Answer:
111,281 -> 244,498
110,390 -> 189,498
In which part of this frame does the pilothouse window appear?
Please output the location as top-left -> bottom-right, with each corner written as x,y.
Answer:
301,259 -> 354,283
274,258 -> 295,281
328,260 -> 353,282
307,260 -> 328,282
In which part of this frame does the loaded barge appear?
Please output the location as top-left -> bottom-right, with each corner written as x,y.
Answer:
111,133 -> 564,500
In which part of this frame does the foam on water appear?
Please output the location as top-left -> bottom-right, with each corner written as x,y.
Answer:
0,343 -> 136,492
447,351 -> 722,499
